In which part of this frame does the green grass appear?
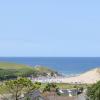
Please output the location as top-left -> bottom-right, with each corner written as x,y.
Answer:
34,65 -> 58,74
40,83 -> 87,90
34,66 -> 54,72
0,62 -> 34,80
57,83 -> 76,89
0,62 -> 33,70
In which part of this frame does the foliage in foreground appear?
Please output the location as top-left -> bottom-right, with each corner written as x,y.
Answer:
43,83 -> 57,92
87,81 -> 100,100
4,78 -> 41,100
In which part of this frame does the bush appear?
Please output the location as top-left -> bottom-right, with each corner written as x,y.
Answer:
87,81 -> 100,100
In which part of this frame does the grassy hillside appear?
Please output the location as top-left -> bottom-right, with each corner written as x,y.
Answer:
0,62 -> 59,80
34,65 -> 60,77
0,62 -> 34,80
34,65 -> 56,73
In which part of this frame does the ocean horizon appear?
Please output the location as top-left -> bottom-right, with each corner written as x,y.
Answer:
0,57 -> 100,75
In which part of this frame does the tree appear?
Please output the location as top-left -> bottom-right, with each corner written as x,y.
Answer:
43,83 -> 58,100
43,83 -> 57,92
5,78 -> 41,100
87,81 -> 100,100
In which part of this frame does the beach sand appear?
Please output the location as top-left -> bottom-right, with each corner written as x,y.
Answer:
63,68 -> 100,84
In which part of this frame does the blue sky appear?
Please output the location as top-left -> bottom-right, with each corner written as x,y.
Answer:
0,0 -> 100,57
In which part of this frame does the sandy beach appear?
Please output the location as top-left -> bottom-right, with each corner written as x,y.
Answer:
63,68 -> 100,84
32,68 -> 100,84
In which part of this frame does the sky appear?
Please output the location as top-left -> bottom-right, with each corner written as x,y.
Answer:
0,0 -> 100,57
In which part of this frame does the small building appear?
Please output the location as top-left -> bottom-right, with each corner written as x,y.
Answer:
58,89 -> 78,96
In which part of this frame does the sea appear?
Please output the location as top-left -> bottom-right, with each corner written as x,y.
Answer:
0,57 -> 100,76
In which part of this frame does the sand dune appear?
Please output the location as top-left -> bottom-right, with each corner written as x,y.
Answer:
64,68 -> 100,84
